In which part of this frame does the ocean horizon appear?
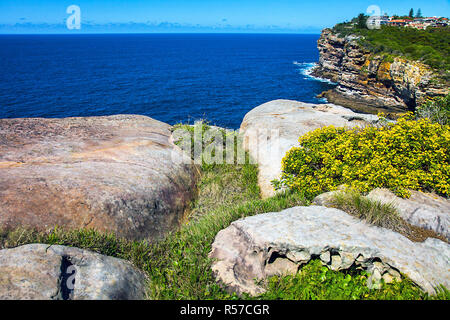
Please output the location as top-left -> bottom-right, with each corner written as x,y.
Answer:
0,33 -> 336,129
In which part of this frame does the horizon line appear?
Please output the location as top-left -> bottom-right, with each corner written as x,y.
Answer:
0,31 -> 323,35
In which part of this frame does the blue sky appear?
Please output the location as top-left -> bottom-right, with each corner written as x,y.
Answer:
1,0 -> 449,33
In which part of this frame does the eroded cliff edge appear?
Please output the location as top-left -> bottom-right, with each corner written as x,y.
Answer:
311,28 -> 449,114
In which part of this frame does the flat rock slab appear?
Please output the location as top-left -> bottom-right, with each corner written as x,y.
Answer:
0,115 -> 198,240
210,206 -> 450,296
367,189 -> 450,240
0,244 -> 147,300
239,100 -> 378,198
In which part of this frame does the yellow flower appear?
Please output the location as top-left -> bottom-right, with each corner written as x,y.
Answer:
279,118 -> 450,199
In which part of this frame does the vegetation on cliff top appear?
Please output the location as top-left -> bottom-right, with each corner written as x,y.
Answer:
332,20 -> 450,75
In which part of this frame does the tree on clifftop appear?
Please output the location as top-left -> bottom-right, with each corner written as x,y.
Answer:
416,9 -> 423,18
409,8 -> 414,18
357,13 -> 368,29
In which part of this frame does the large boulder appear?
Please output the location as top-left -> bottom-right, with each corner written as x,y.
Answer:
0,244 -> 147,300
210,206 -> 450,296
0,115 -> 198,240
366,189 -> 450,240
239,100 -> 378,198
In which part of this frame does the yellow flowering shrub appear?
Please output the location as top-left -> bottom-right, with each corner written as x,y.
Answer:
278,115 -> 450,199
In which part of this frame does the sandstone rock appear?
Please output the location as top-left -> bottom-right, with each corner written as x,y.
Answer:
311,29 -> 449,114
239,100 -> 378,198
312,190 -> 342,206
366,188 -> 450,240
0,244 -> 147,300
210,206 -> 450,296
0,115 -> 198,240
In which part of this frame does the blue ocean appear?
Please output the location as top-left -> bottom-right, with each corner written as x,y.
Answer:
0,34 -> 335,129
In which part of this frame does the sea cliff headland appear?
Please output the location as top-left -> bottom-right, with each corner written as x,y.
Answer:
311,24 -> 449,115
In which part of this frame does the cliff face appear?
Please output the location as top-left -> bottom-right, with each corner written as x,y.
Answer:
312,29 -> 449,114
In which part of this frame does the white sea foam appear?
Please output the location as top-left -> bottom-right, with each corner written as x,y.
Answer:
293,61 -> 338,85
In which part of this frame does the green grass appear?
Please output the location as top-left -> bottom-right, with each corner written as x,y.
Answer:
325,189 -> 448,243
329,190 -> 404,228
1,124 -> 448,300
259,260 -> 450,300
2,198 -> 447,301
3,192 -> 446,300
172,122 -> 261,220
147,191 -> 308,299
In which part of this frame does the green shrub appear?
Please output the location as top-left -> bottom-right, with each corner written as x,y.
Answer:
172,120 -> 245,171
259,259 -> 450,300
416,94 -> 450,125
332,24 -> 450,72
276,114 -> 450,199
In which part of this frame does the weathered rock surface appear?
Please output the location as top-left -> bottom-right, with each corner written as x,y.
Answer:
239,100 -> 378,198
312,29 -> 449,114
366,189 -> 450,240
312,190 -> 342,206
314,188 -> 450,240
0,244 -> 147,300
0,115 -> 198,240
210,206 -> 450,296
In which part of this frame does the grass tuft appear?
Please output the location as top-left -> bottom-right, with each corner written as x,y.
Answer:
327,189 -> 448,243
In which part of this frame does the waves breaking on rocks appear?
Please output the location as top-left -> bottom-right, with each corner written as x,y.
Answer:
293,61 -> 338,85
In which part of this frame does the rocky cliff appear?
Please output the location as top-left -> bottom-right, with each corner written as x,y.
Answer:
312,29 -> 449,114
